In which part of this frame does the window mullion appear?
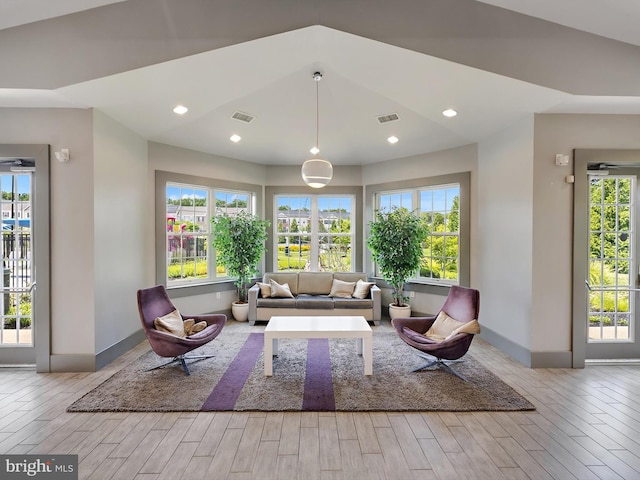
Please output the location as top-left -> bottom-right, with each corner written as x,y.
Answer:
310,197 -> 319,270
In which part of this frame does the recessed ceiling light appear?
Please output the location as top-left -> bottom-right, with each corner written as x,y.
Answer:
387,136 -> 399,144
230,134 -> 241,143
173,105 -> 188,115
310,146 -> 320,155
442,109 -> 457,118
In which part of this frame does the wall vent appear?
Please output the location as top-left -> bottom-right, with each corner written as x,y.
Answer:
376,113 -> 400,124
231,111 -> 255,123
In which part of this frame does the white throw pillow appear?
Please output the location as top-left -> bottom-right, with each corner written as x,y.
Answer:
328,279 -> 356,298
257,281 -> 271,298
183,318 -> 208,336
154,309 -> 186,337
424,311 -> 462,341
352,279 -> 375,299
445,319 -> 481,340
269,279 -> 294,298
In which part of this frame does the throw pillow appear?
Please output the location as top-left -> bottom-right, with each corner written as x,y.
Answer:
154,309 -> 186,337
328,279 -> 356,298
183,318 -> 208,336
269,279 -> 294,298
423,311 -> 462,342
445,319 -> 481,340
257,281 -> 271,298
352,279 -> 375,299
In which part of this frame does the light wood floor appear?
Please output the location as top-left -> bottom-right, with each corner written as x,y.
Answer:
2,320 -> 640,480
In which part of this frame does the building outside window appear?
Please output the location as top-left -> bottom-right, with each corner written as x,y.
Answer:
275,195 -> 354,272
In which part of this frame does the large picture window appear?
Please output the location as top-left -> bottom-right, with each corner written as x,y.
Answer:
375,179 -> 463,286
165,182 -> 254,285
275,194 -> 355,272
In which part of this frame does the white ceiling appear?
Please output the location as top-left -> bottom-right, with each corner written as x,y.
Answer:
2,0 -> 640,166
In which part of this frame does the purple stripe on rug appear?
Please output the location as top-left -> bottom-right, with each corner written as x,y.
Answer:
201,332 -> 264,411
302,338 -> 336,411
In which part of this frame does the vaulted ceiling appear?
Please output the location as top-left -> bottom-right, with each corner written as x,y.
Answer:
1,0 -> 639,166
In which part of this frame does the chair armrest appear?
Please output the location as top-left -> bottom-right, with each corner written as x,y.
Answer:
248,283 -> 260,322
370,285 -> 381,322
391,315 -> 437,335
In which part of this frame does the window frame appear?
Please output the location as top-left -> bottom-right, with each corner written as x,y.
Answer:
365,172 -> 470,293
156,171 -> 262,294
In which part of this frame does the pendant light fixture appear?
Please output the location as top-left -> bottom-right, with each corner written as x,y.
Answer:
301,72 -> 333,188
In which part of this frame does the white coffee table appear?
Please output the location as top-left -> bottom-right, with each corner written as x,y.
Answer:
264,316 -> 373,376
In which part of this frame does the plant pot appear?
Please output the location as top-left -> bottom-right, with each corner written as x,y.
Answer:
388,303 -> 411,320
231,302 -> 249,322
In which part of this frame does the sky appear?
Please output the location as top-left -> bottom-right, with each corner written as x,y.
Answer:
0,174 -> 31,197
277,196 -> 352,212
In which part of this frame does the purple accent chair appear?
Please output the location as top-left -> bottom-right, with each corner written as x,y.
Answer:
137,285 -> 226,375
391,285 -> 480,381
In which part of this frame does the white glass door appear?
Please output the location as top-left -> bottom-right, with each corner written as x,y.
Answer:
586,171 -> 640,359
0,170 -> 33,349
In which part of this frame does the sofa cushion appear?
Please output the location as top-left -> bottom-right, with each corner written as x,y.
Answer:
257,297 -> 297,308
295,295 -> 334,309
264,273 -> 299,295
333,272 -> 367,283
333,298 -> 373,309
298,272 -> 334,295
328,279 -> 356,298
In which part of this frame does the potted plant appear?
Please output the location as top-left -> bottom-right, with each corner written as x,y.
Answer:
211,211 -> 270,321
366,207 -> 428,319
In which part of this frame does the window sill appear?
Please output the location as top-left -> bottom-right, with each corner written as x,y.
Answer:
371,277 -> 455,296
166,280 -> 236,298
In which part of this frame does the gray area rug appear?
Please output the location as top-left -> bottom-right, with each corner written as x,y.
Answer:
67,332 -> 534,412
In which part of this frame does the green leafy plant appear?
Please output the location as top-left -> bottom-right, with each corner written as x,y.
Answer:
367,207 -> 428,307
211,211 -> 270,303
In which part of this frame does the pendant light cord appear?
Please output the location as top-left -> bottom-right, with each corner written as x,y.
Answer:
315,73 -> 321,153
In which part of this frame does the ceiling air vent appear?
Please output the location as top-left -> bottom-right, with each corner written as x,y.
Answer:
376,113 -> 400,124
231,111 -> 255,123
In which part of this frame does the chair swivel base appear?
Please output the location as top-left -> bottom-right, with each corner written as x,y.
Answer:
147,354 -> 214,375
412,352 -> 467,382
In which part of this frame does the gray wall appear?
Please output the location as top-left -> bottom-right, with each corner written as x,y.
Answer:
0,108 -> 94,366
533,114 -> 640,366
477,116 -> 535,363
93,111 -> 148,356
